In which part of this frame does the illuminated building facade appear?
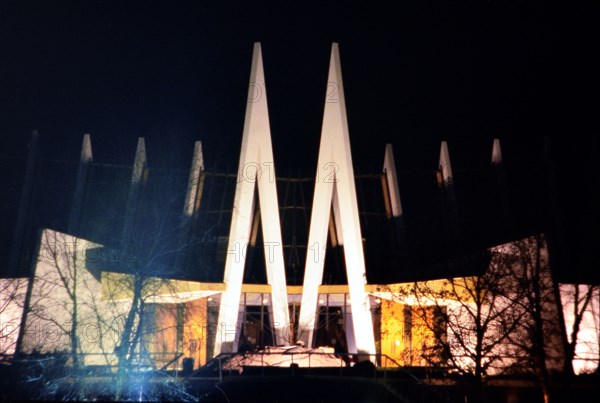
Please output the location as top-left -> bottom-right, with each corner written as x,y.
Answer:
1,43 -> 598,376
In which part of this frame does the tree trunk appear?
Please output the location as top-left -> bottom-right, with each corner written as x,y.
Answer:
115,275 -> 143,400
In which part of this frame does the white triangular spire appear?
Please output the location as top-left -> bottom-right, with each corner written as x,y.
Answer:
131,137 -> 146,184
183,141 -> 204,217
214,43 -> 290,355
121,137 -> 146,247
439,140 -> 453,185
68,134 -> 93,234
491,138 -> 503,166
80,133 -> 93,163
298,43 -> 376,359
383,143 -> 403,217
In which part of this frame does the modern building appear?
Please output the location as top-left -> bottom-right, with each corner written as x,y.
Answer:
1,43 -> 598,376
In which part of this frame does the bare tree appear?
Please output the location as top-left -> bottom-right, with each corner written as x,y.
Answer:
98,166 -> 206,399
403,254 -> 523,384
12,157 -> 211,401
375,234 -> 574,403
17,227 -> 203,401
559,283 -> 600,376
0,277 -> 28,356
18,231 -> 94,368
502,235 -> 564,403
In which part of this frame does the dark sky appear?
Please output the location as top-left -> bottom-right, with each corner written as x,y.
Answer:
0,1 -> 598,279
1,1 -> 596,167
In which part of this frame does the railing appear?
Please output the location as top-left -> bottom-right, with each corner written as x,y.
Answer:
6,351 -> 186,375
196,351 -> 425,382
5,350 -> 428,382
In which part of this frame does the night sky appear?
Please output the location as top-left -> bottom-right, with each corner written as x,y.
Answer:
1,1 -> 598,280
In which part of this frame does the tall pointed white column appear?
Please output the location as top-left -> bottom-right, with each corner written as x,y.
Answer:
68,134 -> 93,235
8,130 -> 38,276
438,140 -> 461,247
214,43 -> 290,355
176,141 -> 205,273
383,144 -> 403,218
438,141 -> 454,186
121,137 -> 146,250
490,138 -> 513,234
491,138 -> 502,166
383,144 -> 407,256
298,43 -> 376,360
183,141 -> 204,217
